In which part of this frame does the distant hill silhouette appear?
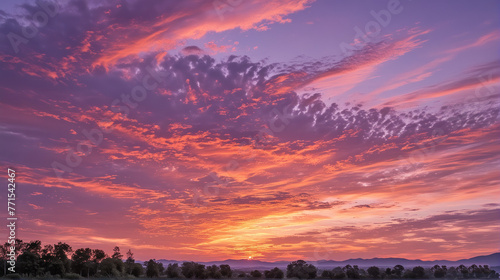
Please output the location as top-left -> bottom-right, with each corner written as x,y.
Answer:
155,252 -> 500,269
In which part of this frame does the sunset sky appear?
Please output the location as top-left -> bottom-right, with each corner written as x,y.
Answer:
0,0 -> 499,262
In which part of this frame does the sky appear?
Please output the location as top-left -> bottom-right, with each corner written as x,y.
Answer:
0,0 -> 499,262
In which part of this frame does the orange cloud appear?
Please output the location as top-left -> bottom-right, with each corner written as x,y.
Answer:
92,0 -> 313,69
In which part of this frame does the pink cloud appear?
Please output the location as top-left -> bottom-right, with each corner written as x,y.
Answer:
204,41 -> 235,54
91,0 -> 313,68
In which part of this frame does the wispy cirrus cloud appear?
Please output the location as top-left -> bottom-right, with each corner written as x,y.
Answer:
381,60 -> 500,107
261,28 -> 430,97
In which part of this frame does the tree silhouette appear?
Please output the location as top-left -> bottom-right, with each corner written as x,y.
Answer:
92,249 -> 107,263
71,248 -> 93,276
131,263 -> 144,277
251,270 -> 263,278
3,240 -> 499,279
458,264 -> 469,278
343,265 -> 360,279
207,264 -> 222,279
332,266 -> 346,279
124,249 -> 135,275
41,244 -> 67,276
220,264 -> 233,278
367,266 -> 380,278
112,246 -> 123,259
393,265 -> 404,277
412,266 -> 425,279
181,261 -> 208,279
181,262 -> 196,278
287,260 -> 317,279
194,263 -> 207,279
54,242 -> 72,261
17,251 -> 40,276
469,264 -> 482,278
167,263 -> 182,278
431,265 -> 446,278
321,270 -> 332,278
100,257 -> 124,277
446,266 -> 458,278
384,267 -> 391,277
126,249 -> 134,261
24,240 -> 42,256
145,259 -> 163,278
265,267 -> 284,279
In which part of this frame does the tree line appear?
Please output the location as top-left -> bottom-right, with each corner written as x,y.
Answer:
1,240 -> 497,279
0,239 -> 143,278
319,263 -> 499,279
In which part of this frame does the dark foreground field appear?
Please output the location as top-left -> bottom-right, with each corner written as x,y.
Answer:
2,278 -> 499,280
2,278 -> 498,280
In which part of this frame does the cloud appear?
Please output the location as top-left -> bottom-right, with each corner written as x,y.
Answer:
367,31 -> 500,101
0,0 -> 498,261
204,41 -> 236,54
259,28 -> 429,98
381,60 -> 500,107
181,46 -> 204,56
29,203 -> 44,210
366,56 -> 451,99
446,31 -> 500,55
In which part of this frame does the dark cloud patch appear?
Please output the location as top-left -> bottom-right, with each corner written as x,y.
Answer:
181,46 -> 204,56
483,203 -> 500,208
352,204 -> 371,209
306,200 -> 346,210
232,191 -> 293,205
